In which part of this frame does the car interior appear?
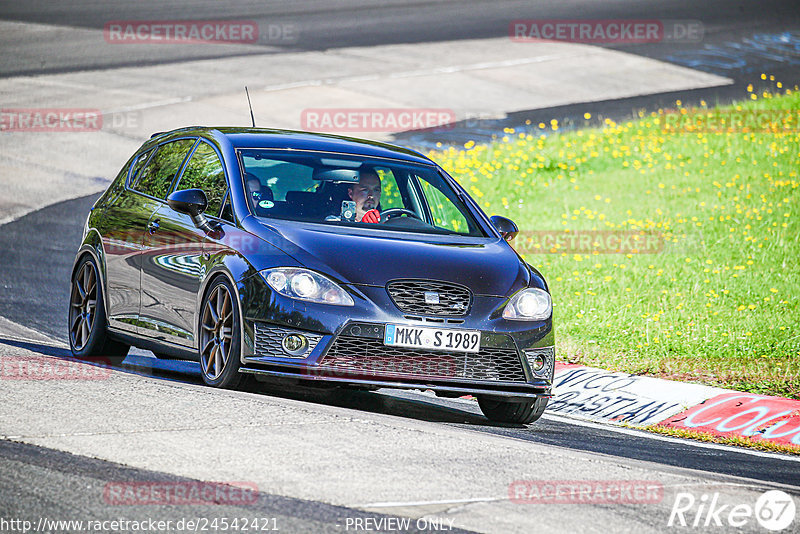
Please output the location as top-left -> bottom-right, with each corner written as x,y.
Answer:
237,151 -> 484,236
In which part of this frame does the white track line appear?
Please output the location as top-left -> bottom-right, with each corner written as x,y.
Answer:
353,481 -> 785,510
260,53 -> 584,92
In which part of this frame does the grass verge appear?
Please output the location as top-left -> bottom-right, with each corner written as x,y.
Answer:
641,424 -> 800,456
430,77 -> 799,399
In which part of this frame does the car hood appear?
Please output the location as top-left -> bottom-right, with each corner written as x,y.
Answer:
249,220 -> 529,296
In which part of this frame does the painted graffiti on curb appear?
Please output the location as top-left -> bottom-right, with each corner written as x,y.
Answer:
550,364 -> 725,425
659,393 -> 800,446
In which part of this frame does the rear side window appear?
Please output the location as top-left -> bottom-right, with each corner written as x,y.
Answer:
245,159 -> 315,202
175,141 -> 227,217
128,149 -> 154,185
132,138 -> 195,199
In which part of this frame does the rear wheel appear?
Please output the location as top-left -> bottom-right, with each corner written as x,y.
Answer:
477,396 -> 548,424
199,276 -> 244,389
68,255 -> 129,366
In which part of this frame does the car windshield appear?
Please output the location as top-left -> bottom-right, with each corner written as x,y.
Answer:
238,149 -> 487,237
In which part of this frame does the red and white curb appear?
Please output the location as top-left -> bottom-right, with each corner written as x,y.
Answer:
552,363 -> 800,448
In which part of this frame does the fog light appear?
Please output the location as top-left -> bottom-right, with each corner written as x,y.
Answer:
524,347 -> 554,378
282,334 -> 308,356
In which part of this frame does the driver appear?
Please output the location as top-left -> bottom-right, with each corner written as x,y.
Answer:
348,170 -> 381,223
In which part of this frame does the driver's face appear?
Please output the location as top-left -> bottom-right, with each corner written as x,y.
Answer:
349,172 -> 381,216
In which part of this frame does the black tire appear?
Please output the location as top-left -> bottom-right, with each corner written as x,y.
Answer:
68,255 -> 129,366
478,396 -> 549,424
198,276 -> 244,389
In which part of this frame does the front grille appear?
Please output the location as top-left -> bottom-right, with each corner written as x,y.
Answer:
386,279 -> 472,317
319,335 -> 526,382
253,323 -> 322,359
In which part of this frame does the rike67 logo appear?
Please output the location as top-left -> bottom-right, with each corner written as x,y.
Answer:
668,490 -> 796,531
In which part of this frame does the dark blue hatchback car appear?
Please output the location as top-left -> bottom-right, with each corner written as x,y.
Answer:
70,127 -> 554,423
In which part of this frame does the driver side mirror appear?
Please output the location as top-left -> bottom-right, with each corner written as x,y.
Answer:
168,189 -> 216,232
490,215 -> 518,242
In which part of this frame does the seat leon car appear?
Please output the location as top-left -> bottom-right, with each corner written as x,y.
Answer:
69,127 -> 554,424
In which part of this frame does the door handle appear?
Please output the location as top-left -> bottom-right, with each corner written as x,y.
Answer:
147,220 -> 160,234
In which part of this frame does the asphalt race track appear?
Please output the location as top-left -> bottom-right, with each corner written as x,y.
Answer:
1,439 -> 474,534
0,0 -> 798,78
2,1 -> 800,532
2,192 -> 798,489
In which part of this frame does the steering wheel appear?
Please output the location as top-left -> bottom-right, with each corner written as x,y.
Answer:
380,208 -> 421,223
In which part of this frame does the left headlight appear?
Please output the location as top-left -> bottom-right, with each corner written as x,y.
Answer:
502,287 -> 552,321
260,267 -> 354,306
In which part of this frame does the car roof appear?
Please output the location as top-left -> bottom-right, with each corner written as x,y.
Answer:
150,126 -> 434,166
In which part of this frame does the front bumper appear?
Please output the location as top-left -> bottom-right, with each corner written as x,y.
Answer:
238,278 -> 554,399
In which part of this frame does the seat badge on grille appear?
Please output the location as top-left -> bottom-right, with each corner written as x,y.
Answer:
424,291 -> 440,304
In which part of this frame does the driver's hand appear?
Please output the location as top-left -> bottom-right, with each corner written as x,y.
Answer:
361,209 -> 380,224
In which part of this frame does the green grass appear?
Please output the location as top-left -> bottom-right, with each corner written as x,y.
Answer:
430,80 -> 800,399
642,424 -> 800,455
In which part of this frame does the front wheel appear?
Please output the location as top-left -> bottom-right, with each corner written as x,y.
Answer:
68,255 -> 129,366
198,276 -> 244,389
478,396 -> 549,424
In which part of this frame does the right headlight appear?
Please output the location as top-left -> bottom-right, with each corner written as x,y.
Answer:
260,267 -> 354,306
502,288 -> 552,321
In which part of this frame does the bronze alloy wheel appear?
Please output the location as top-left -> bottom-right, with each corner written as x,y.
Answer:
200,283 -> 235,381
69,260 -> 98,351
68,255 -> 129,365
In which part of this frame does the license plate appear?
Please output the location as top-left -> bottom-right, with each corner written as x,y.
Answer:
384,324 -> 481,353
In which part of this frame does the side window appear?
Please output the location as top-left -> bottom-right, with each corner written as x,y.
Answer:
128,149 -> 154,186
97,153 -> 138,208
133,139 -> 195,199
375,167 -> 403,210
175,141 -> 227,217
417,175 -> 470,234
244,161 -> 314,202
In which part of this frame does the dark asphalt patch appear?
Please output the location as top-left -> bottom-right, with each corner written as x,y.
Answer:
0,193 -> 100,341
376,391 -> 800,489
0,0 -> 798,80
0,439 -> 476,533
5,332 -> 797,491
